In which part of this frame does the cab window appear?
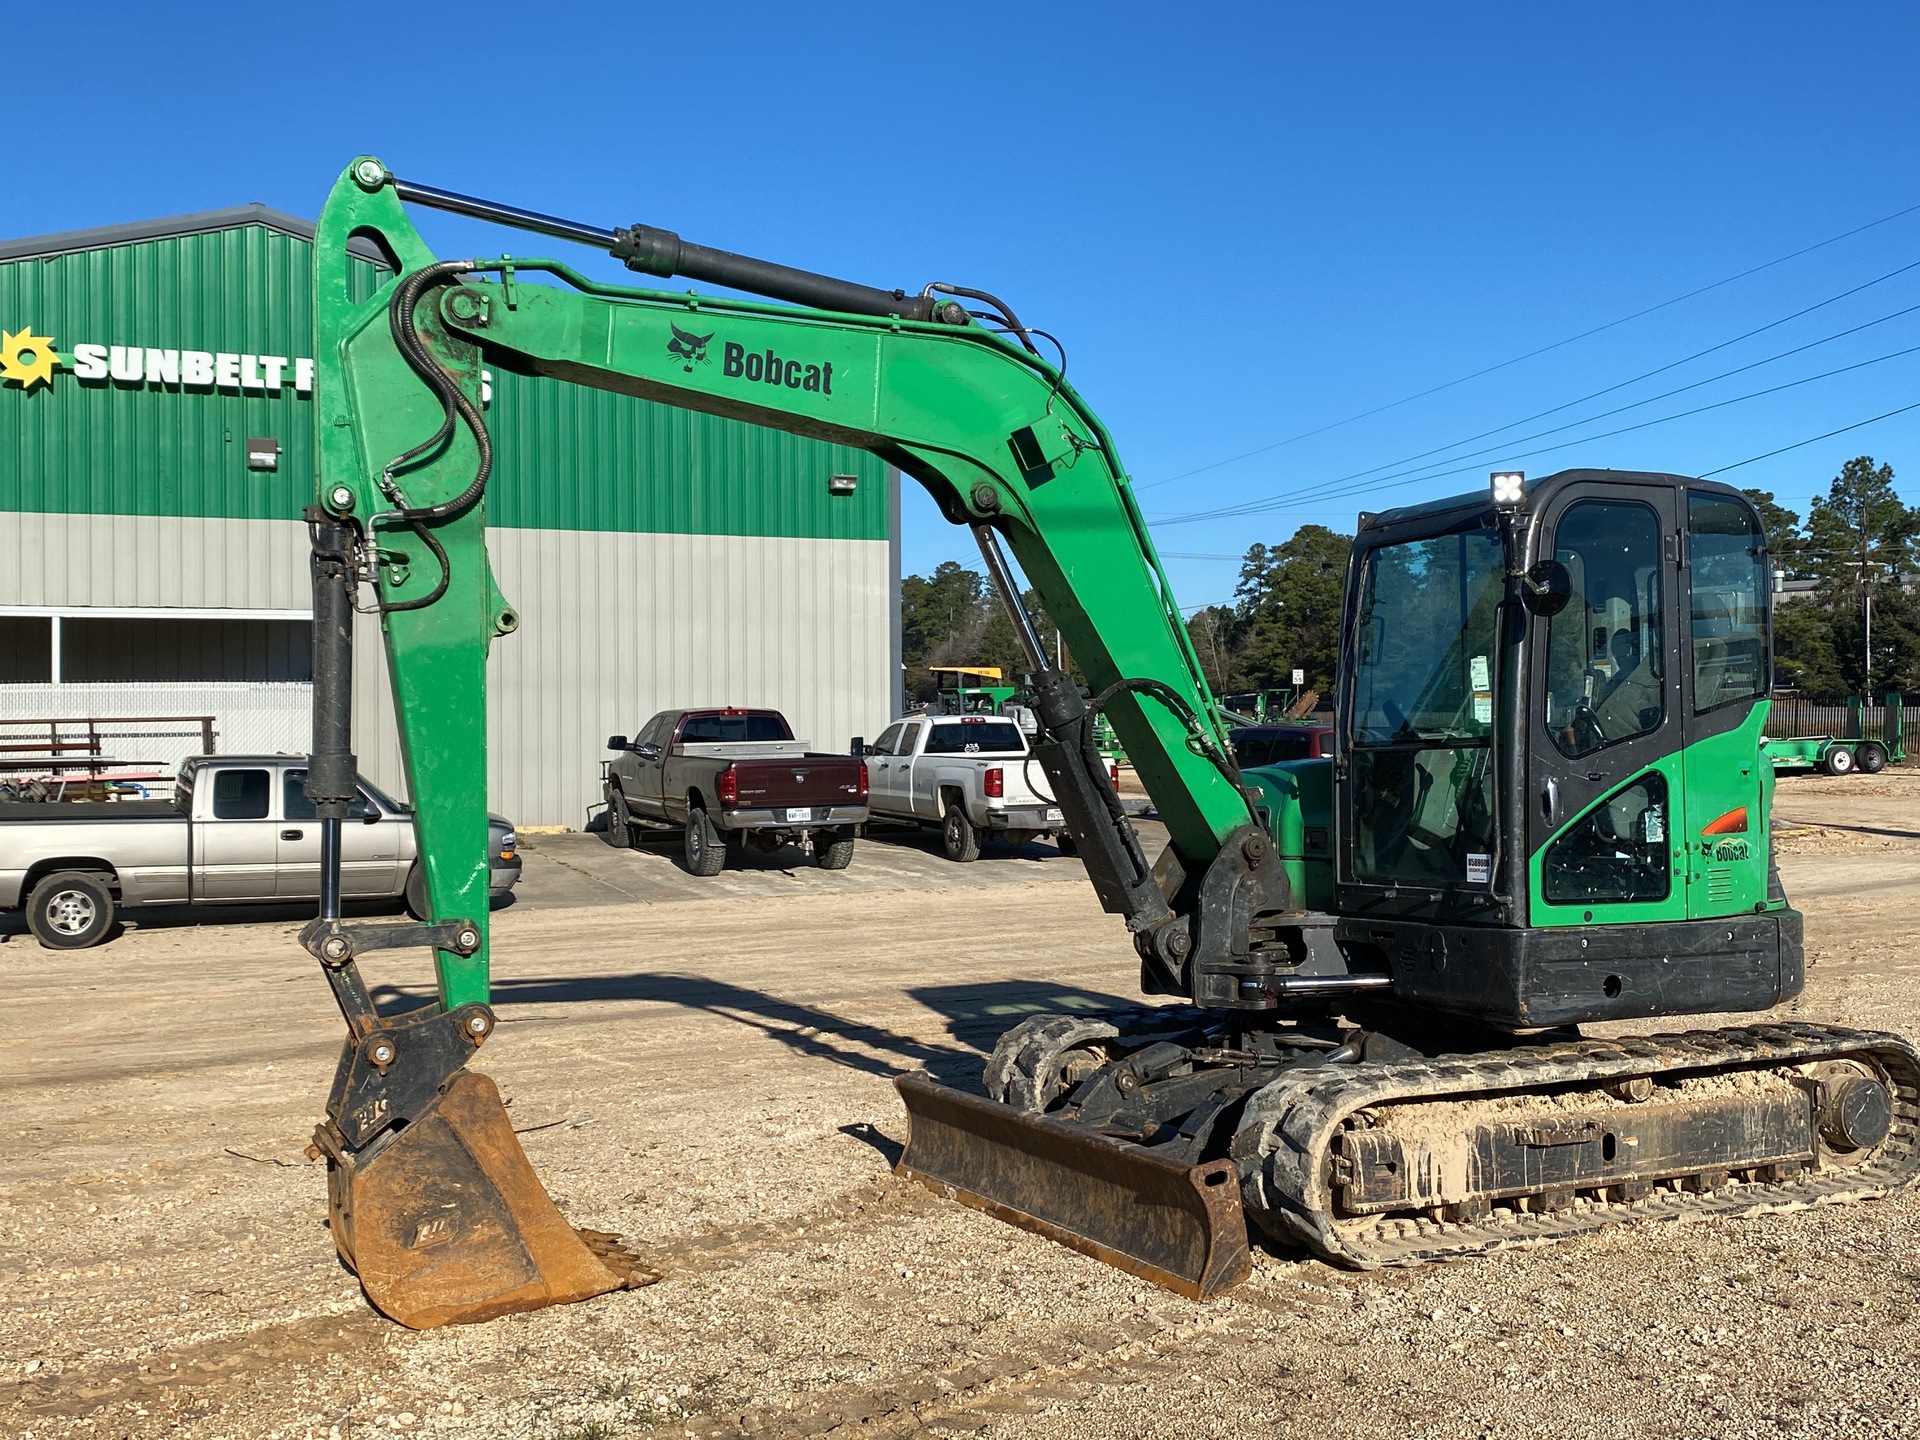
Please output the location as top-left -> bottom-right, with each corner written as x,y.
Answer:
1545,501 -> 1664,759
283,770 -> 370,821
1688,493 -> 1769,712
872,723 -> 903,755
210,768 -> 270,820
1543,772 -> 1671,906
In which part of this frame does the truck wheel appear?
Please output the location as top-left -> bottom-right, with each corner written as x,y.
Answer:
942,799 -> 982,863
25,870 -> 116,950
684,808 -> 727,876
603,787 -> 634,849
404,863 -> 430,920
814,829 -> 856,870
1823,745 -> 1856,776
1856,741 -> 1889,774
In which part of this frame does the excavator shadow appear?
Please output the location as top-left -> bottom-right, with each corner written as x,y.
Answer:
367,974 -> 1130,1089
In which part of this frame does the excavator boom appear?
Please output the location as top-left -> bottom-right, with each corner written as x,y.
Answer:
303,156 -> 1270,1323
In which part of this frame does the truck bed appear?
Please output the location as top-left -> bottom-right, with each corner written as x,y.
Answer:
0,800 -> 183,822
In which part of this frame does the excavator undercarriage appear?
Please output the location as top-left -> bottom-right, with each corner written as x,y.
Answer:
899,1011 -> 1919,1295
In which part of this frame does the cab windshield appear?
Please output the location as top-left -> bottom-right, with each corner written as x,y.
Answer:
1348,522 -> 1504,888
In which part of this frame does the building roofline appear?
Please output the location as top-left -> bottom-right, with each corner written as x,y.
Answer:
0,203 -> 391,266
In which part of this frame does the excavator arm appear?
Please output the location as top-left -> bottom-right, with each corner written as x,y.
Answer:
302,157 -> 1284,1324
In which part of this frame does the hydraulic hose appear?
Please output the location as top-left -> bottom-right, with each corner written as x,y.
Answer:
373,260 -> 492,614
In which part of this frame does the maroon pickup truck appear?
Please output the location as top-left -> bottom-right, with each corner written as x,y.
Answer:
603,708 -> 868,875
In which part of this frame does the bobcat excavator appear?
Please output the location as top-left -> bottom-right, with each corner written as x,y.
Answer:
302,156 -> 1920,1328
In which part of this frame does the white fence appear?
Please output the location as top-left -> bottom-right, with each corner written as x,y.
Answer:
0,682 -> 311,782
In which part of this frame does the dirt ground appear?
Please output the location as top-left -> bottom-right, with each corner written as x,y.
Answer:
4,772 -> 1920,1440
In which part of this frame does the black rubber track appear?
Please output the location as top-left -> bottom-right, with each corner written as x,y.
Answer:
1230,1022 -> 1920,1267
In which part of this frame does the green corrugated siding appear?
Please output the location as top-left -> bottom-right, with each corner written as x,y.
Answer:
0,227 -> 374,523
0,224 -> 889,542
484,367 -> 888,540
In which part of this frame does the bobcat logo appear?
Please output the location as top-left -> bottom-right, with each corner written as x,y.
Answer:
667,323 -> 714,373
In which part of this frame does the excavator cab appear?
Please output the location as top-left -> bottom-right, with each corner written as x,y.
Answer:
1333,471 -> 1799,1029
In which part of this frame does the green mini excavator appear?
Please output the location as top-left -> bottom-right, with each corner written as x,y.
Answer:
302,156 -> 1918,1327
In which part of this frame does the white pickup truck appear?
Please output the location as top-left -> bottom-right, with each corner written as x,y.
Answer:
864,714 -> 1073,861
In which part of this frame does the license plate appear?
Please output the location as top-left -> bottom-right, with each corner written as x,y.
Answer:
784,807 -> 812,823
1045,809 -> 1062,823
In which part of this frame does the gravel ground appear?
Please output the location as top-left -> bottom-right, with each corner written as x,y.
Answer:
2,769 -> 1918,1439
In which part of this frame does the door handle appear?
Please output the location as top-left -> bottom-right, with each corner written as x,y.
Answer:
1541,779 -> 1558,823
281,828 -> 304,841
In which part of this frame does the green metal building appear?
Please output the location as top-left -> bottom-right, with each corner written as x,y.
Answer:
0,206 -> 900,826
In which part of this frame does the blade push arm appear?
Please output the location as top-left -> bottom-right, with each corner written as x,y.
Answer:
313,157 -> 1287,1009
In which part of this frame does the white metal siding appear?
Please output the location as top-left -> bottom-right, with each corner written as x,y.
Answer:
0,513 -> 893,831
0,511 -> 309,610
354,526 -> 894,829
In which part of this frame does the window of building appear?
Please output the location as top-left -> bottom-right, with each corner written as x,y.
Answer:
61,618 -> 310,683
0,617 -> 53,682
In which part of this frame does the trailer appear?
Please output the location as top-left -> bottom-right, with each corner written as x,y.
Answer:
1763,734 -> 1891,777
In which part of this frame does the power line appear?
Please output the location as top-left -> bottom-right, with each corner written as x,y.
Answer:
1150,343 -> 1920,526
1152,258 -> 1920,526
1700,400 -> 1920,477
1134,199 -> 1920,492
1162,338 -> 1920,526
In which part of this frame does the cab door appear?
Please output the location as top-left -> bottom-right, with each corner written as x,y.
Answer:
1526,483 -> 1688,927
1678,489 -> 1773,918
865,723 -> 905,810
192,766 -> 280,900
277,768 -> 401,898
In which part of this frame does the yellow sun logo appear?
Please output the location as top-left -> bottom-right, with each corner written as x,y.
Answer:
0,327 -> 60,389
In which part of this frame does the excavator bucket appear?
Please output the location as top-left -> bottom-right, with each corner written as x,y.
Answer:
893,1072 -> 1251,1301
325,1071 -> 656,1329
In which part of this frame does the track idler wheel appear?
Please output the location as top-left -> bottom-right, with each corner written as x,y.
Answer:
321,1071 -> 656,1329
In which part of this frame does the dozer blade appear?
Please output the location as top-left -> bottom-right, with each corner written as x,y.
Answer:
327,1070 -> 657,1329
893,1071 -> 1251,1300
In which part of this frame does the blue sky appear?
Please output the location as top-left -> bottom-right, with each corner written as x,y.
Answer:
11,3 -> 1919,612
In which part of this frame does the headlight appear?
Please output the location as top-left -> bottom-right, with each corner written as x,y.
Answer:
499,830 -> 517,854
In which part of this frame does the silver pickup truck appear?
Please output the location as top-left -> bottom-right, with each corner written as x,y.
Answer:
0,754 -> 521,949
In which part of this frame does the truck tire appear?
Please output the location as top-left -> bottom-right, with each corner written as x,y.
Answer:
25,870 -> 116,950
603,787 -> 634,849
1823,745 -> 1856,777
814,828 -> 856,870
1856,740 -> 1889,774
942,798 -> 982,863
404,862 -> 430,920
684,807 -> 726,876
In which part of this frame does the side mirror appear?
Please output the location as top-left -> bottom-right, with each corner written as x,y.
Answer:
363,809 -> 382,824
1522,559 -> 1573,616
850,736 -> 865,757
607,735 -> 629,752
